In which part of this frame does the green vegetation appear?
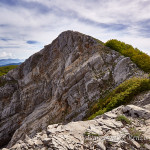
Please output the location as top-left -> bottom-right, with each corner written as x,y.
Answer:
88,77 -> 150,120
0,65 -> 18,77
84,131 -> 99,137
128,127 -> 150,145
105,39 -> 150,73
0,65 -> 18,87
116,115 -> 131,125
129,127 -> 143,138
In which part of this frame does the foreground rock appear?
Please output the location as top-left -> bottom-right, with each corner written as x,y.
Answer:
0,31 -> 144,147
4,105 -> 150,150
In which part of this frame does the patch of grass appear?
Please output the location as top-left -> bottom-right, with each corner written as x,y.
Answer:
84,131 -> 99,137
128,127 -> 150,146
0,65 -> 18,77
88,77 -> 150,120
128,127 -> 143,138
116,115 -> 131,125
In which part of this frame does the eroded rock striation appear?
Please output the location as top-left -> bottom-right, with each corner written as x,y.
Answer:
0,31 -> 145,148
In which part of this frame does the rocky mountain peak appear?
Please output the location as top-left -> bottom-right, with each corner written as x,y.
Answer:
8,30 -> 97,80
0,31 -> 145,148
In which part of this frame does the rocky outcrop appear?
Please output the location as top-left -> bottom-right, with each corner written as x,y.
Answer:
3,105 -> 150,150
131,91 -> 150,107
0,31 -> 145,148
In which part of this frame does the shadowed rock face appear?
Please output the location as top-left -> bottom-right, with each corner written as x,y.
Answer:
0,31 -> 144,148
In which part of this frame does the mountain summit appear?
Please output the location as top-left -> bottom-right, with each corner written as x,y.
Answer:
0,31 -> 145,148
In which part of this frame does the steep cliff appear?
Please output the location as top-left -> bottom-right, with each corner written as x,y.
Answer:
0,31 -> 145,148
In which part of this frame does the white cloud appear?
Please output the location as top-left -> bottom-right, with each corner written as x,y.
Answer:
0,52 -> 13,59
0,0 -> 150,59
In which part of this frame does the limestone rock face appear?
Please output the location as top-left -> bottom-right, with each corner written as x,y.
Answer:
123,105 -> 150,119
4,105 -> 150,150
0,31 -> 144,147
131,91 -> 150,108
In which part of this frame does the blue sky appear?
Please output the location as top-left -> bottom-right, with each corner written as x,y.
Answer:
0,0 -> 150,59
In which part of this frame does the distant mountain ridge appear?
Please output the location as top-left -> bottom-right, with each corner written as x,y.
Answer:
0,59 -> 24,66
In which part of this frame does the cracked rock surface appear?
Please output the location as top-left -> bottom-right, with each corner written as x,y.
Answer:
3,105 -> 150,150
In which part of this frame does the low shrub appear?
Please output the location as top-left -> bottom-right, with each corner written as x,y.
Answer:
88,77 -> 150,119
116,115 -> 131,125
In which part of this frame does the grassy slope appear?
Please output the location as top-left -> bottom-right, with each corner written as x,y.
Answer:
0,65 -> 18,77
88,77 -> 150,119
88,39 -> 150,119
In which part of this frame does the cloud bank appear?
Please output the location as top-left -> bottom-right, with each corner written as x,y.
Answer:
0,0 -> 150,59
